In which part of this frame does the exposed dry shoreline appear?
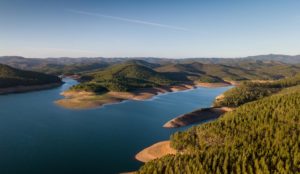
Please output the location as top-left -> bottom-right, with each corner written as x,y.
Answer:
55,82 -> 231,110
135,84 -> 235,165
133,79 -> 275,167
0,82 -> 63,95
134,107 -> 233,166
134,108 -> 233,163
163,107 -> 233,128
135,141 -> 176,163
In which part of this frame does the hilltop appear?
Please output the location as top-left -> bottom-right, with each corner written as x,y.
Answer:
70,62 -> 176,93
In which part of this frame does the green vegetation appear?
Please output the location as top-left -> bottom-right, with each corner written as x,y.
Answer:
70,60 -> 300,93
0,64 -> 61,88
138,83 -> 300,174
69,63 -> 176,92
70,82 -> 108,93
196,74 -> 223,83
214,75 -> 300,107
1,56 -> 300,93
1,55 -> 300,76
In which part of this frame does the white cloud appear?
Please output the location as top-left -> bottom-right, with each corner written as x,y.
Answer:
66,9 -> 189,31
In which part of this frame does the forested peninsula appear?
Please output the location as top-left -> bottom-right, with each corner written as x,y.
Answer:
137,74 -> 300,174
55,59 -> 300,109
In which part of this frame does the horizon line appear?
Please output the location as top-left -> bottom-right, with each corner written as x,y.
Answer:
1,53 -> 299,59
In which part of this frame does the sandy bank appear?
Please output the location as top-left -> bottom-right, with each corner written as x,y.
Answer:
135,141 -> 176,163
0,82 -> 63,95
56,82 -> 231,110
55,91 -> 123,110
163,107 -> 233,128
120,172 -> 136,174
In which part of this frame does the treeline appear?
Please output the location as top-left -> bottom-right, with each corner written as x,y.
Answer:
70,77 -> 166,92
214,75 -> 300,107
138,85 -> 300,173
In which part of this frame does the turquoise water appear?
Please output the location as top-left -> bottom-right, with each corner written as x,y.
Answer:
0,78 -> 231,174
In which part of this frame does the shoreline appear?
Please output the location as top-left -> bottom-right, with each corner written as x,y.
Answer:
163,107 -> 234,128
135,141 -> 176,163
135,86 -> 234,164
0,82 -> 63,95
55,82 -> 232,110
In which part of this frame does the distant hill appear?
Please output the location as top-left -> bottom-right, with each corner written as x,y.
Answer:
0,54 -> 300,75
0,64 -> 62,88
0,56 -> 113,75
244,54 -> 300,64
176,54 -> 300,64
32,63 -> 110,75
156,61 -> 300,81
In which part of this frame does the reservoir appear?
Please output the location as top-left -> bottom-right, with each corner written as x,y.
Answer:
0,78 -> 231,174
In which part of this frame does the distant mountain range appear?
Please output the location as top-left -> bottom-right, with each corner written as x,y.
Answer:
0,54 -> 299,75
1,54 -> 299,94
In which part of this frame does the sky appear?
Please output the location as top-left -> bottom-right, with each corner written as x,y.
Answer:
1,0 -> 300,58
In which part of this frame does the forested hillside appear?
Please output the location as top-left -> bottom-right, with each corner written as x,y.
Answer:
156,61 -> 300,82
32,63 -> 109,75
214,75 -> 300,107
0,64 -> 62,88
138,79 -> 300,173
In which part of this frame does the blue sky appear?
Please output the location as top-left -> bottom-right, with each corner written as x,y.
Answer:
1,0 -> 300,58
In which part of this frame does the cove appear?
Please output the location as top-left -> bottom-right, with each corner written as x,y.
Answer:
0,78 -> 231,174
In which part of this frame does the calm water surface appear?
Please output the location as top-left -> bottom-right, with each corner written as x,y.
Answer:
0,79 -> 231,174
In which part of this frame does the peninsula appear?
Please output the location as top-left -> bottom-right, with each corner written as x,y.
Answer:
55,61 -> 234,109
55,59 -> 299,110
